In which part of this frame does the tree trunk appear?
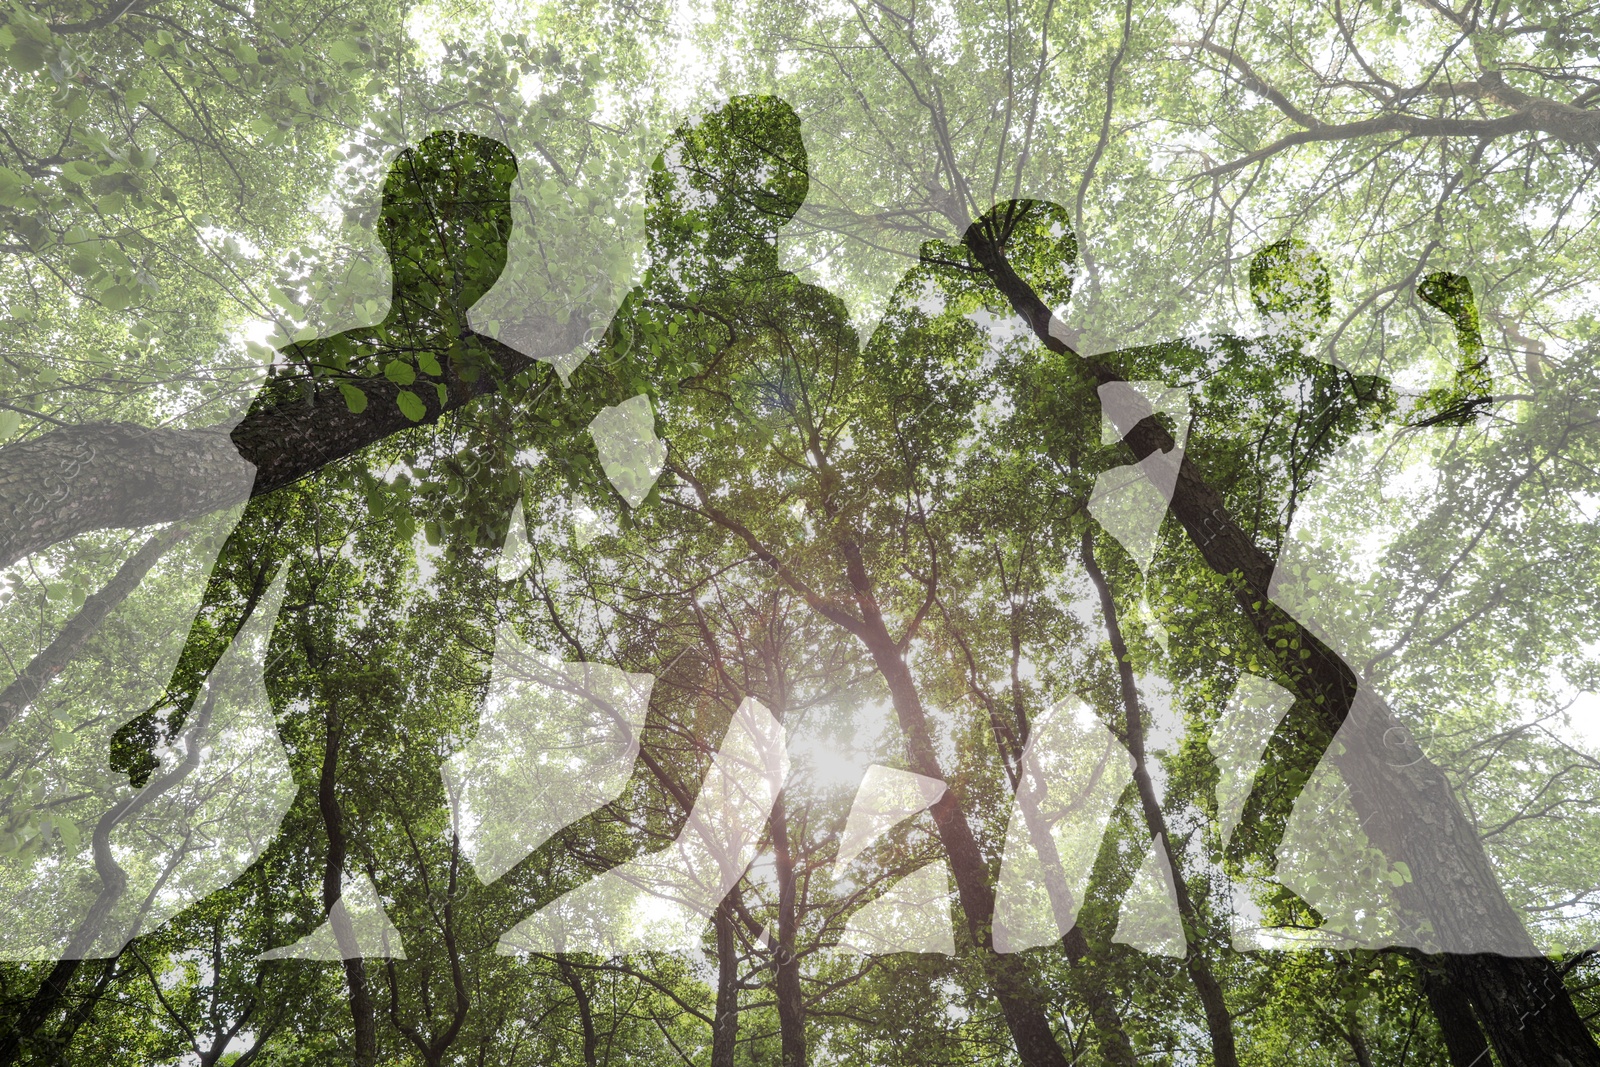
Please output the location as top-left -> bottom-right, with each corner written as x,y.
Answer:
711,897 -> 741,1067
1083,531 -> 1242,1067
686,467 -> 1089,1066
0,422 -> 250,575
49,953 -> 124,1061
860,620 -> 1073,1067
317,698 -> 378,1067
1003,676 -> 1140,1066
1344,1014 -> 1377,1067
1422,962 -> 1495,1067
965,219 -> 1600,1067
557,959 -> 600,1067
1446,953 -> 1596,1067
0,959 -> 84,1066
769,795 -> 808,1067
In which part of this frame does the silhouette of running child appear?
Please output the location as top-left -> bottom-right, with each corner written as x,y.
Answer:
490,93 -> 833,959
101,130 -> 529,997
113,128 -> 521,786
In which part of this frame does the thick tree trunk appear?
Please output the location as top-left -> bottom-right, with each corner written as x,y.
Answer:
0,422 -> 250,575
1446,953 -> 1596,1067
1002,671 -> 1140,1066
1422,962 -> 1495,1067
965,221 -> 1600,1067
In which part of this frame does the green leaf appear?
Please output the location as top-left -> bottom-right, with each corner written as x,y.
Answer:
327,38 -> 364,64
6,37 -> 47,72
384,359 -> 416,385
0,165 -> 26,206
396,389 -> 425,421
62,160 -> 100,183
0,410 -> 21,442
416,351 -> 442,376
337,382 -> 368,413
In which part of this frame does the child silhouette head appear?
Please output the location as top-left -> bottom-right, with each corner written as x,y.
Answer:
645,96 -> 808,283
1249,238 -> 1331,352
378,130 -> 519,333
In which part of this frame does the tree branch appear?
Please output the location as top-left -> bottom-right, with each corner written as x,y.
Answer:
0,325 -> 580,572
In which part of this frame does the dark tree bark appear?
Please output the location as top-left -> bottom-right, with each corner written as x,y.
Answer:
0,953 -> 125,1067
1342,1013 -> 1377,1067
711,897 -> 741,1067
1422,962 -> 1495,1067
0,959 -> 86,1067
769,795 -> 808,1067
964,219 -> 1600,1067
316,696 -> 379,1067
991,628 -> 1140,1066
1445,953 -> 1596,1067
861,617 -> 1074,1067
556,958 -> 600,1067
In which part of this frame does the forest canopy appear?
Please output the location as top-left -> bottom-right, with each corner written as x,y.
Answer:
3,0 -> 1600,1065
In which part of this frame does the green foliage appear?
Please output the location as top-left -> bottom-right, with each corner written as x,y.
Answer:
5,0 -> 1600,1064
